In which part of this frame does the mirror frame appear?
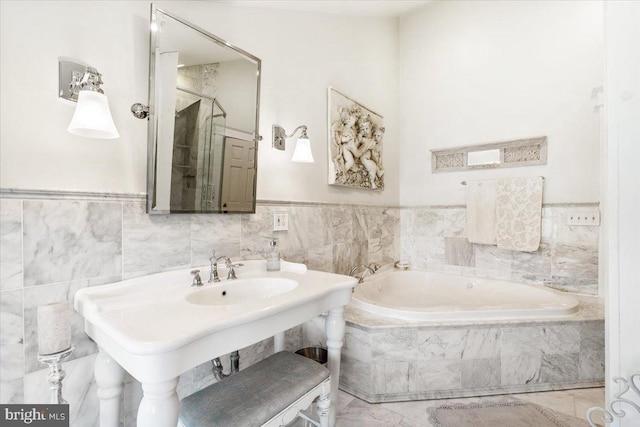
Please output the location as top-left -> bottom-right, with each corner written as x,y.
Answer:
146,5 -> 262,214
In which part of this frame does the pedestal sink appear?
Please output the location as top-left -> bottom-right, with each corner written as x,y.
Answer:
74,260 -> 355,427
186,278 -> 298,306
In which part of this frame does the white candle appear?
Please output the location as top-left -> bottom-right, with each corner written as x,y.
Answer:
37,301 -> 71,355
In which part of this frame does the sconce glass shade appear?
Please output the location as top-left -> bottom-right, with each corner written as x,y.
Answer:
291,137 -> 314,163
67,91 -> 119,139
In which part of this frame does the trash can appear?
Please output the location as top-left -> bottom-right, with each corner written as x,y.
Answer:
295,347 -> 328,365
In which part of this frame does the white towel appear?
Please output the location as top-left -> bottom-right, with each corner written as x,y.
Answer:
466,180 -> 497,245
496,177 -> 544,252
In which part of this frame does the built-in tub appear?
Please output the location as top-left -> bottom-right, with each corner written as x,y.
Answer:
352,269 -> 580,321
332,268 -> 604,403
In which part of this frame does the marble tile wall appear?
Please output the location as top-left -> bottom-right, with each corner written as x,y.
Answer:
0,194 -> 400,426
0,194 -> 600,423
401,205 -> 600,295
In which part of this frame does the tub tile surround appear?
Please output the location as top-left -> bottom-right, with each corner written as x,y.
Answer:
0,192 -> 602,425
401,204 -> 600,295
335,302 -> 604,403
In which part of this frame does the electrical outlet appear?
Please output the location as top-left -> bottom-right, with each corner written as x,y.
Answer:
273,212 -> 289,231
566,211 -> 600,226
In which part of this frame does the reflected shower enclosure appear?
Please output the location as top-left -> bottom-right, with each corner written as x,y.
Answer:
171,83 -> 226,212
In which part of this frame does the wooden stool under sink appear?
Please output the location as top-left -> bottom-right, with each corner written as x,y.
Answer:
178,351 -> 331,427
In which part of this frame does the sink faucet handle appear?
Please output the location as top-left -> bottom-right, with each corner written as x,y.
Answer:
190,270 -> 203,287
227,263 -> 243,280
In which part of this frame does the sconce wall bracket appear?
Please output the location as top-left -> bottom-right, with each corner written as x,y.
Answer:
59,61 -> 104,102
272,125 -> 286,150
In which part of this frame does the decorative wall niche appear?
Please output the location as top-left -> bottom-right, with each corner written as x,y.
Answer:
431,136 -> 548,173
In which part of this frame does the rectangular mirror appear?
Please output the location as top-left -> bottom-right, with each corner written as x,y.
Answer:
147,5 -> 261,214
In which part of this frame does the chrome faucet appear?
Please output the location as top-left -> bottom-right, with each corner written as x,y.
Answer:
349,263 -> 380,284
190,270 -> 203,287
209,254 -> 243,282
209,255 -> 230,283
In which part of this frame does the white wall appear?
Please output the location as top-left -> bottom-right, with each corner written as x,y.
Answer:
398,0 -> 603,206
604,2 -> 640,425
216,59 -> 258,134
0,1 -> 399,206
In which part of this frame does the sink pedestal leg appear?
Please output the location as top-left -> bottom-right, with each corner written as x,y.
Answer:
137,378 -> 180,427
325,306 -> 345,426
95,348 -> 125,427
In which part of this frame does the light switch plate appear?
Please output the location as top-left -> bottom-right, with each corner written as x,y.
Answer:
273,212 -> 289,231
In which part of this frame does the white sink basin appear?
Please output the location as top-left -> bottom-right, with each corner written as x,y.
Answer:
185,278 -> 299,306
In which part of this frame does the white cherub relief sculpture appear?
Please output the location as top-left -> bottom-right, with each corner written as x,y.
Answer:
360,126 -> 385,189
330,99 -> 384,189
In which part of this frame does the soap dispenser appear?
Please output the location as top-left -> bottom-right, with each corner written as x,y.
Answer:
266,238 -> 281,271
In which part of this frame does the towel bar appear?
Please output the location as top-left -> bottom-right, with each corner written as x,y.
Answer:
461,177 -> 545,185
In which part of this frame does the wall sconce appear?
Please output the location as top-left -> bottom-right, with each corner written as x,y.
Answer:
272,124 -> 314,163
59,61 -> 119,139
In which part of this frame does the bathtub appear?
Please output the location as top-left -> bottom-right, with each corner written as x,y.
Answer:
351,269 -> 580,321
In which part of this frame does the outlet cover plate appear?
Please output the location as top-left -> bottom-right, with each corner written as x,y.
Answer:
566,210 -> 600,226
273,212 -> 289,231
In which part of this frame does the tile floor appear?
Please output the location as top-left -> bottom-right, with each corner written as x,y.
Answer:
332,387 -> 604,426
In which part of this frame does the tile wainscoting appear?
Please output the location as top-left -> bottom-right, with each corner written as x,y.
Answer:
0,190 -> 599,426
0,191 -> 400,426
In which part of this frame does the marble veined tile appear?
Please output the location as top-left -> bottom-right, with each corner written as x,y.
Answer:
501,354 -> 541,386
337,394 -> 403,427
0,290 -> 24,381
284,206 -> 331,251
580,321 -> 604,353
417,329 -> 468,360
0,378 -> 23,404
0,199 -> 22,290
23,200 -> 122,286
330,206 -> 355,244
306,244 -> 333,272
381,362 -> 410,394
122,201 -> 190,276
502,323 -> 580,358
462,328 -> 501,360
342,326 -> 372,362
409,360 -> 461,392
372,329 -> 419,361
24,354 -> 99,427
445,237 -> 475,267
177,360 -> 217,399
461,358 -> 501,388
23,280 -> 100,374
190,214 -> 241,266
578,322 -> 604,381
540,353 -> 580,383
333,241 -> 367,276
552,244 -> 598,282
302,316 -> 327,348
340,354 -> 372,393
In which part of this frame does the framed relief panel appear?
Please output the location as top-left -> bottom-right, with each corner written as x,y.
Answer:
328,87 -> 385,191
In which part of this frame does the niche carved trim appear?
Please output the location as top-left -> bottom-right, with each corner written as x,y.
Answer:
431,136 -> 548,173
